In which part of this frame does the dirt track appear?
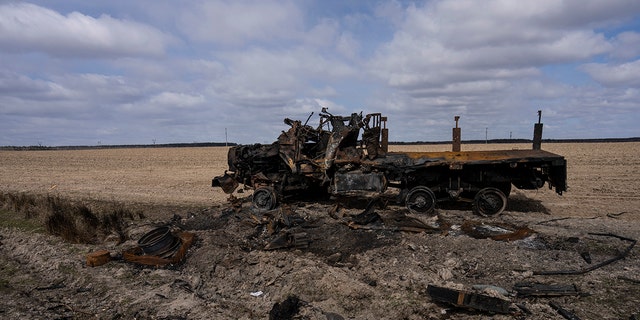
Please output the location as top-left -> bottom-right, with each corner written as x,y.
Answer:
0,143 -> 639,319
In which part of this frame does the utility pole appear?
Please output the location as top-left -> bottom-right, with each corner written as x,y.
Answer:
225,128 -> 228,147
485,127 -> 488,144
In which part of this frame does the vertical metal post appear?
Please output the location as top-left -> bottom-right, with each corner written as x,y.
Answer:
381,116 -> 389,153
533,110 -> 543,150
452,116 -> 461,152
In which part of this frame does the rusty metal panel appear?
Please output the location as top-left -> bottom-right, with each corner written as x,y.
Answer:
533,123 -> 543,150
333,172 -> 386,193
392,149 -> 564,163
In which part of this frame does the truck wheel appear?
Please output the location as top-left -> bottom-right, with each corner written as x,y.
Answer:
406,186 -> 436,215
472,187 -> 507,217
252,187 -> 277,211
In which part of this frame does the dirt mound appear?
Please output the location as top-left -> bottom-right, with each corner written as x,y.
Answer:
1,196 -> 638,319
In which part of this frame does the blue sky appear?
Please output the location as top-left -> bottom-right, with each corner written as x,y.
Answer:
1,0 -> 639,146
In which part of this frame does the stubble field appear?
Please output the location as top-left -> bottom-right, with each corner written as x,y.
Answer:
0,142 -> 639,319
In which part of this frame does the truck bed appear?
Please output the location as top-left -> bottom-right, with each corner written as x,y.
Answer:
387,149 -> 565,165
369,148 -> 567,194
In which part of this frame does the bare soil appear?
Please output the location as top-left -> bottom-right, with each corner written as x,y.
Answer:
0,143 -> 639,319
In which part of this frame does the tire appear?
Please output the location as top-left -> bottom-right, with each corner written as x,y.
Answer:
472,187 -> 507,217
252,186 -> 277,211
405,186 -> 437,215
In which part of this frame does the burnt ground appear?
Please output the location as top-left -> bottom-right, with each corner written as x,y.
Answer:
1,191 -> 638,320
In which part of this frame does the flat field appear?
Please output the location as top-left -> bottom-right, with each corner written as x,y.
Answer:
0,142 -> 639,319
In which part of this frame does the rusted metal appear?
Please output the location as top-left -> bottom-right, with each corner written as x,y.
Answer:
452,116 -> 461,152
380,116 -> 389,153
533,110 -> 543,150
427,284 -> 516,314
123,231 -> 195,267
212,109 -> 567,216
549,302 -> 582,320
137,226 -> 178,256
264,232 -> 310,250
461,221 -> 535,241
86,250 -> 111,267
514,282 -> 581,297
212,172 -> 238,194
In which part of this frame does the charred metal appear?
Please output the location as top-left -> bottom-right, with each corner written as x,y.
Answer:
213,109 -> 567,216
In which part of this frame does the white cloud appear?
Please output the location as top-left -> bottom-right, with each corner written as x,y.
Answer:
1,1 -> 640,146
149,92 -> 205,108
369,0 -> 616,93
0,3 -> 172,58
210,46 -> 357,107
177,0 -> 303,45
581,60 -> 640,87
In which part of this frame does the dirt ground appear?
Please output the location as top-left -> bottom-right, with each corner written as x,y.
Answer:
0,142 -> 639,319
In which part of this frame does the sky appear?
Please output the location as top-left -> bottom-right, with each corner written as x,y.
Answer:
1,0 -> 639,146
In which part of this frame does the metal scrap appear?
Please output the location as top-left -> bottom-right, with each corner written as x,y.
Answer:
461,221 -> 534,241
534,232 -> 636,275
549,302 -> 582,320
123,227 -> 195,267
213,109 -> 567,217
514,282 -> 581,297
427,284 -> 517,314
264,232 -> 311,250
137,226 -> 181,258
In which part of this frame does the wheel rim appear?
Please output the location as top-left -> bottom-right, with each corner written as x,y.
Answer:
253,187 -> 277,210
405,186 -> 436,214
473,187 -> 507,217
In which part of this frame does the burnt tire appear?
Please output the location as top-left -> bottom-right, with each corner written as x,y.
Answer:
472,187 -> 507,217
252,187 -> 277,211
405,186 -> 436,215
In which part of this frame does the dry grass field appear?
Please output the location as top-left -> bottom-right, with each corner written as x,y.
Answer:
0,142 -> 639,319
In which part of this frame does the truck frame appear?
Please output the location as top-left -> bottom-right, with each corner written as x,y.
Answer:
213,109 -> 567,216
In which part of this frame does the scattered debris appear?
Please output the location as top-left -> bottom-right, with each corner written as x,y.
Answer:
471,284 -> 510,297
618,276 -> 640,284
534,233 -> 636,275
514,282 -> 581,297
35,280 -> 65,291
86,249 -> 111,267
549,301 -> 582,320
269,295 -> 301,320
579,251 -> 592,264
427,284 -> 516,314
122,227 -> 195,267
137,226 -> 180,257
606,211 -> 627,219
515,302 -> 532,315
264,232 -> 310,250
461,221 -> 534,241
250,291 -> 263,297
536,215 -> 600,225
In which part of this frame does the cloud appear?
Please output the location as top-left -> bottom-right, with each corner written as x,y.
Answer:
177,0 -> 303,46
0,2 -> 172,58
210,46 -> 357,108
369,0 -> 617,93
1,1 -> 639,146
581,60 -> 640,87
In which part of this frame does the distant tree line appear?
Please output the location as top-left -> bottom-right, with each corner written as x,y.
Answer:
389,137 -> 640,145
0,142 -> 237,151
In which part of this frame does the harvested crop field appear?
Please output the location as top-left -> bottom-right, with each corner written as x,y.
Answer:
1,142 -> 639,319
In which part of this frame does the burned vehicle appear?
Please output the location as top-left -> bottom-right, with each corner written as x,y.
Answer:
213,109 -> 566,216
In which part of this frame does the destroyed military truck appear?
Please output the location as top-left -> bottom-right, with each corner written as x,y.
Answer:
213,109 -> 567,217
